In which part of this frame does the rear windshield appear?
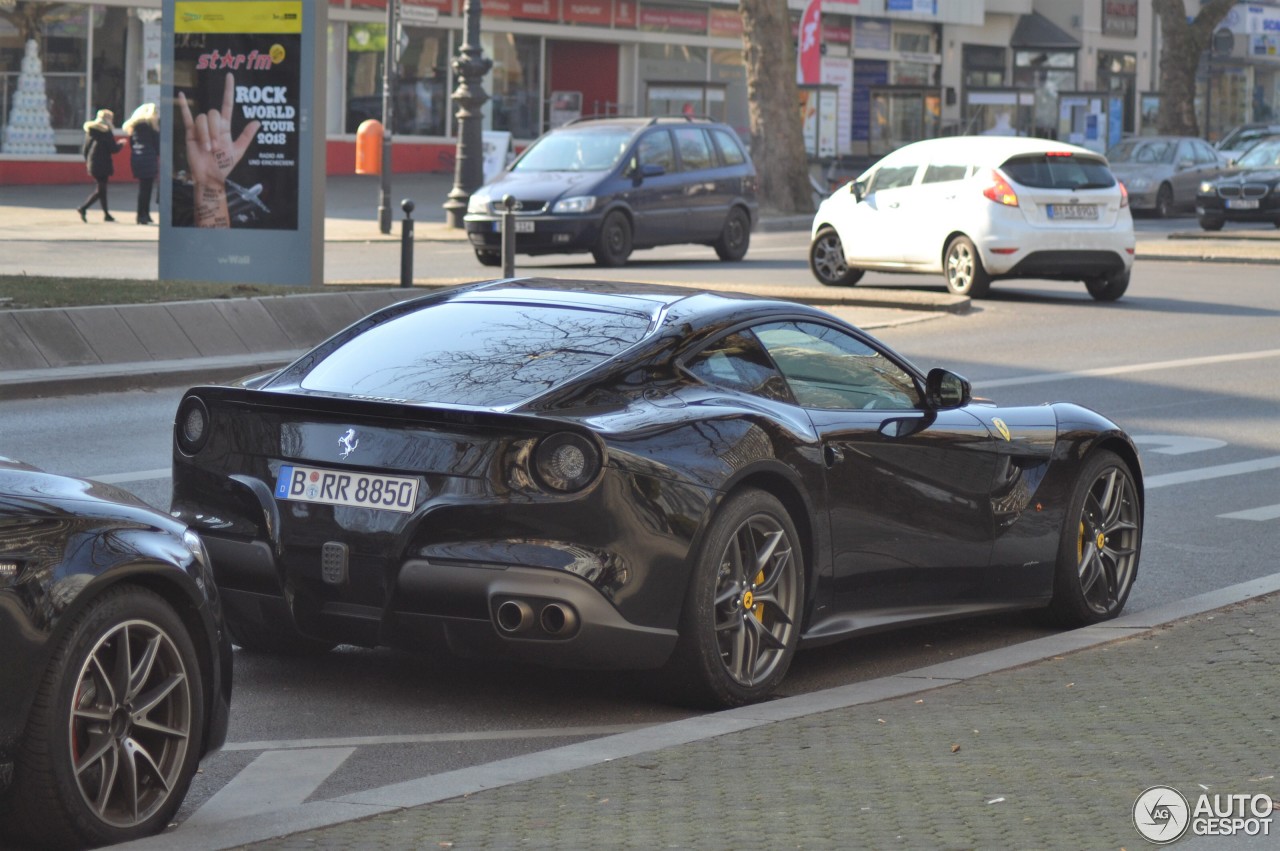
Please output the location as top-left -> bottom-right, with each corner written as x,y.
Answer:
512,128 -> 634,172
1001,154 -> 1116,190
300,302 -> 652,408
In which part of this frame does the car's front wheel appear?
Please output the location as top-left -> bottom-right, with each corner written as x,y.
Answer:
943,235 -> 991,297
1199,216 -> 1225,231
1045,450 -> 1141,627
1084,270 -> 1130,302
808,226 -> 864,286
592,211 -> 633,267
0,587 -> 204,849
665,489 -> 803,708
713,206 -> 751,261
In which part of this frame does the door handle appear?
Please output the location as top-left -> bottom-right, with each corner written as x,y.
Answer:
823,445 -> 844,467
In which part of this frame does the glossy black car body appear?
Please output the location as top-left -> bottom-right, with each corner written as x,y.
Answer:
0,458 -> 231,849
463,117 -> 758,267
1196,137 -> 1280,230
171,278 -> 1143,707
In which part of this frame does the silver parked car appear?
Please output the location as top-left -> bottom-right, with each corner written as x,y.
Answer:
1107,136 -> 1228,217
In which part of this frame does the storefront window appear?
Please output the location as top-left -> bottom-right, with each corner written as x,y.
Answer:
344,23 -> 450,137
963,44 -> 1005,88
1,2 -> 90,149
1014,50 -> 1076,138
710,47 -> 747,137
483,32 -> 541,139
1097,51 -> 1136,134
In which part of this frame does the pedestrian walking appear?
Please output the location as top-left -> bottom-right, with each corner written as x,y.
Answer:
123,103 -> 160,225
77,108 -> 122,222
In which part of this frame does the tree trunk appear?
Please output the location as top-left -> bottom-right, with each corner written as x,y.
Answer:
1153,0 -> 1238,137
738,0 -> 813,214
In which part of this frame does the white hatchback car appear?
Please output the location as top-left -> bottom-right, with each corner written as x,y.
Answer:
809,136 -> 1136,301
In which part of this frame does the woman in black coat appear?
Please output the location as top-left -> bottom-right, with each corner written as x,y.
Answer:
124,103 -> 160,224
77,109 -> 122,222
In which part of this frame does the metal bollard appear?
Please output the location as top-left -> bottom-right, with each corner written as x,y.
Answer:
501,194 -> 517,278
400,199 -> 415,288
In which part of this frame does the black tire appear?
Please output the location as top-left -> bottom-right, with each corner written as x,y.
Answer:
1044,450 -> 1141,628
943,235 -> 991,297
1154,183 -> 1174,218
808,226 -> 864,286
1084,270 -> 1130,302
592,211 -> 632,267
1199,216 -> 1225,231
0,587 -> 204,849
226,616 -> 336,655
713,206 -> 751,261
664,489 -> 804,708
474,249 -> 501,267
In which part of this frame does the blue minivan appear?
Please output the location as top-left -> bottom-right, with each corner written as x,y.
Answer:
464,116 -> 758,267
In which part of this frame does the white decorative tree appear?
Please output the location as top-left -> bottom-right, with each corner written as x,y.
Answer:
2,39 -> 57,155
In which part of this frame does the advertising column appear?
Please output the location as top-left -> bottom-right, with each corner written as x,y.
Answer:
160,0 -> 325,287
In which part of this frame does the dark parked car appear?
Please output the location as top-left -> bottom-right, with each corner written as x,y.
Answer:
0,457 -> 231,849
463,116 -> 758,267
1196,137 -> 1280,230
170,279 -> 1143,708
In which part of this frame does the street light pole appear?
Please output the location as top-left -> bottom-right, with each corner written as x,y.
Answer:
379,0 -> 397,234
443,0 -> 491,228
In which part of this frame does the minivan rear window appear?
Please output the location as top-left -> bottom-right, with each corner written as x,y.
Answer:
1001,154 -> 1116,190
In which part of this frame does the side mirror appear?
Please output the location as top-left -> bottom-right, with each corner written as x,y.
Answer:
637,163 -> 665,180
851,180 -> 866,202
925,367 -> 971,409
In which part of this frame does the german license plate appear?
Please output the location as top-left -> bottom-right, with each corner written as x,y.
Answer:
1227,198 -> 1259,210
514,219 -> 535,232
275,465 -> 419,513
1048,204 -> 1098,220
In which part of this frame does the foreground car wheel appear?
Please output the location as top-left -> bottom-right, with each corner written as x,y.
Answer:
714,207 -> 752,261
944,235 -> 991,297
1045,450 -> 1141,627
1084,270 -> 1130,302
1,587 -> 203,849
592,211 -> 633,266
1198,216 -> 1224,231
808,227 -> 863,286
666,489 -> 803,708
474,249 -> 501,267
226,617 -> 336,655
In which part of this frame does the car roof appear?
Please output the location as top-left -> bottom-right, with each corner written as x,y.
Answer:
878,135 -> 1106,166
557,116 -> 730,132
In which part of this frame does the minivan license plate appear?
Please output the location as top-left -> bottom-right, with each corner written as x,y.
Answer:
275,465 -> 419,513
1048,204 -> 1098,220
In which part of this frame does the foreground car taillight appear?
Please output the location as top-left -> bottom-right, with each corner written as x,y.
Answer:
1118,181 -> 1129,207
176,395 -> 210,455
534,431 -> 601,493
982,170 -> 1018,206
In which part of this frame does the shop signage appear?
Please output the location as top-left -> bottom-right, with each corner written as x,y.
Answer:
484,0 -> 560,21
1102,0 -> 1138,38
639,5 -> 707,33
615,0 -> 636,28
562,0 -> 612,25
708,8 -> 741,39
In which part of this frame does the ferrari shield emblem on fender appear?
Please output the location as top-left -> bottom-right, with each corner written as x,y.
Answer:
992,417 -> 1012,441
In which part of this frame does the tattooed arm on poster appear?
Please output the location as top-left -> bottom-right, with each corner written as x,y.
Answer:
179,73 -> 261,228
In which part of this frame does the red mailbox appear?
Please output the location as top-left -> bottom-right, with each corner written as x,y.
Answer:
356,119 -> 383,175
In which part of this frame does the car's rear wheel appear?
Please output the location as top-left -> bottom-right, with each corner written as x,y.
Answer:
808,227 -> 863,286
943,235 -> 991,297
474,249 -> 501,267
592,211 -> 632,267
0,587 -> 204,850
665,489 -> 803,708
1045,450 -> 1141,627
226,616 -> 336,655
1199,216 -> 1225,231
1084,270 -> 1130,302
1155,184 -> 1174,218
713,206 -> 751,261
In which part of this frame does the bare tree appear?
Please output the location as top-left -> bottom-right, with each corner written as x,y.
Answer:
1152,0 -> 1238,136
738,0 -> 813,214
0,1 -> 53,46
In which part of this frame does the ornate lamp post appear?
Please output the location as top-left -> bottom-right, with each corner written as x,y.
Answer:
443,0 -> 492,228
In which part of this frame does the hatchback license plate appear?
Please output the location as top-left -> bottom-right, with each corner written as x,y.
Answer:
275,465 -> 419,513
1048,204 -> 1098,220
1227,198 -> 1259,210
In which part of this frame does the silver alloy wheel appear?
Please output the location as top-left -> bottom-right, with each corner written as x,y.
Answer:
712,512 -> 800,687
810,229 -> 849,284
946,241 -> 976,290
1075,466 -> 1140,616
69,617 -> 193,828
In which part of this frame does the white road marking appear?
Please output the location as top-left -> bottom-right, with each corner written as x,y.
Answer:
87,467 -> 169,484
181,747 -> 355,828
222,723 -> 648,752
1218,504 -> 1280,522
978,348 -> 1280,389
1145,455 -> 1280,489
1132,435 -> 1228,456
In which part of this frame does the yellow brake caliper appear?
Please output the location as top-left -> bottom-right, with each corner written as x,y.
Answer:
749,570 -> 765,621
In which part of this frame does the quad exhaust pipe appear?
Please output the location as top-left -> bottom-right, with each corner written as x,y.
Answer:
494,598 -> 579,639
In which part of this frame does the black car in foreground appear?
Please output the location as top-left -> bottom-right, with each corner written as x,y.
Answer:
1197,137 -> 1280,230
463,116 -> 758,267
0,458 -> 231,850
171,278 -> 1143,708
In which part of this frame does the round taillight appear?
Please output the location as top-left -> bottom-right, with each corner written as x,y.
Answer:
534,432 -> 601,493
176,396 -> 210,455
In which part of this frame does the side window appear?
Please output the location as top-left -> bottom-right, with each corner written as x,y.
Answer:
684,331 -> 793,403
1176,141 -> 1196,164
1194,141 -> 1219,164
637,130 -> 675,172
922,163 -> 970,184
711,128 -> 747,166
753,321 -> 921,411
673,127 -> 713,171
868,164 -> 919,193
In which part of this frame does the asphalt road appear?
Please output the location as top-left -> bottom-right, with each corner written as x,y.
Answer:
3,253 -> 1277,830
